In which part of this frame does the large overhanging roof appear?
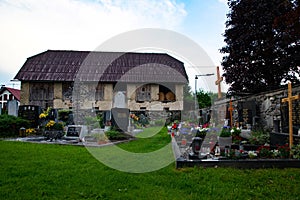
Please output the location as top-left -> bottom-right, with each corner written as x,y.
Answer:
14,50 -> 188,83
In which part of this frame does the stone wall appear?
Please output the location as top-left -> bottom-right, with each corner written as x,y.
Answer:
20,81 -> 184,111
213,84 -> 300,133
20,82 -> 30,105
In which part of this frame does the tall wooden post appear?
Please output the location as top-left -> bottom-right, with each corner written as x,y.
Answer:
228,100 -> 234,128
215,66 -> 223,99
281,82 -> 300,149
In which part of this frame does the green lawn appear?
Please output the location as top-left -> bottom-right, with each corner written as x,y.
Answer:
1,128 -> 300,199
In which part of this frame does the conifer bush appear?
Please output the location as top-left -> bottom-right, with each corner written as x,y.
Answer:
0,115 -> 30,137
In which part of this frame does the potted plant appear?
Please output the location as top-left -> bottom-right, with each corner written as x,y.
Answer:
231,127 -> 242,144
196,127 -> 209,139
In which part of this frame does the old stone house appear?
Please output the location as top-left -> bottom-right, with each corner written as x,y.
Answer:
14,50 -> 188,115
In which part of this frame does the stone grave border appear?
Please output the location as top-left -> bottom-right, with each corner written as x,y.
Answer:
176,157 -> 300,169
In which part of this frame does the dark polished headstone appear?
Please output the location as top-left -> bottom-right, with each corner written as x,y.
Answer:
238,100 -> 256,129
18,105 -> 42,127
111,108 -> 130,132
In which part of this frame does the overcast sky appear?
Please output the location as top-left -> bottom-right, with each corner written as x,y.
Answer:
0,0 -> 229,92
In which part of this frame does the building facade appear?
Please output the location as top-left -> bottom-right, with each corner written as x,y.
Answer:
14,50 -> 188,113
0,86 -> 20,111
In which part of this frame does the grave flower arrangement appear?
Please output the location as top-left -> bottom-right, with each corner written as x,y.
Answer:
45,120 -> 64,131
25,128 -> 37,136
276,144 -> 290,158
231,127 -> 242,144
291,144 -> 300,159
196,127 -> 209,138
39,107 -> 65,140
257,145 -> 272,158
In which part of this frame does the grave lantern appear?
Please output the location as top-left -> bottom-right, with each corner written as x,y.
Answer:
191,137 -> 202,154
19,127 -> 26,137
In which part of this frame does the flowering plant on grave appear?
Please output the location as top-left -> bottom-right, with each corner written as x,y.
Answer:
196,127 -> 209,138
25,128 -> 37,136
39,107 -> 51,119
257,145 -> 272,158
230,127 -> 241,137
291,144 -> 300,159
276,144 -> 290,158
248,151 -> 258,159
45,120 -> 64,131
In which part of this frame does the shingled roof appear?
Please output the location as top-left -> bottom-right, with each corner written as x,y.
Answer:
0,87 -> 20,101
14,50 -> 188,83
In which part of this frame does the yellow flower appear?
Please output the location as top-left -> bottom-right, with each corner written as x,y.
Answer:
25,128 -> 36,136
39,113 -> 47,119
46,120 -> 55,128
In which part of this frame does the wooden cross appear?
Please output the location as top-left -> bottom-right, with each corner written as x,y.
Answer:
281,82 -> 300,149
215,66 -> 223,99
228,99 -> 234,128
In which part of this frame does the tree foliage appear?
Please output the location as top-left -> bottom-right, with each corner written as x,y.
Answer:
220,0 -> 300,95
183,83 -> 194,110
196,89 -> 212,109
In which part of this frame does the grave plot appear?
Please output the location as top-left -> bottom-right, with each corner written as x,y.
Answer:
171,121 -> 300,169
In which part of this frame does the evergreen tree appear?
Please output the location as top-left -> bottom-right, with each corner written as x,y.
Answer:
196,89 -> 212,109
220,0 -> 300,95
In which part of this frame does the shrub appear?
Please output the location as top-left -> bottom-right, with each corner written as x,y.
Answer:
0,115 -> 30,137
105,129 -> 129,140
219,127 -> 231,137
58,109 -> 72,123
249,128 -> 270,145
154,119 -> 165,126
292,144 -> 300,159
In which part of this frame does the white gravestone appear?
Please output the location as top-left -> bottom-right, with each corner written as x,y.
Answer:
8,100 -> 18,117
113,91 -> 126,108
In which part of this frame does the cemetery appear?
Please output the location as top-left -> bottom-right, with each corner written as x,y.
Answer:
173,82 -> 300,168
0,0 -> 299,199
0,49 -> 299,170
2,79 -> 299,170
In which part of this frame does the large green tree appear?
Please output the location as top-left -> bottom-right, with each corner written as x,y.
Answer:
220,0 -> 300,95
196,89 -> 212,109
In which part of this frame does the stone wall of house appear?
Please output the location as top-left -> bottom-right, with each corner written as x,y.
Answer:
53,83 -> 65,108
127,83 -> 184,111
21,81 -> 184,111
20,82 -> 30,105
95,84 -> 112,110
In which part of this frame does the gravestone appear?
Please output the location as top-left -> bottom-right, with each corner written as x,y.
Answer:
281,98 -> 300,134
111,108 -> 130,132
48,108 -> 58,121
237,100 -> 256,129
66,125 -> 88,140
103,110 -> 111,125
113,91 -> 126,108
7,100 -> 18,117
18,105 -> 42,127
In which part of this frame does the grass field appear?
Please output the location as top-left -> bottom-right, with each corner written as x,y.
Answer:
1,127 -> 300,199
